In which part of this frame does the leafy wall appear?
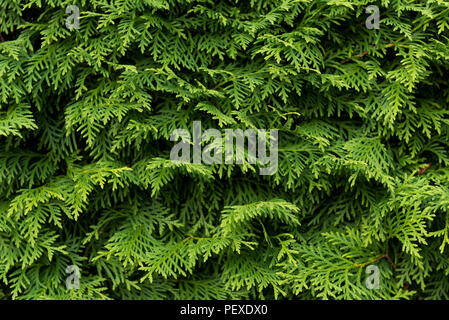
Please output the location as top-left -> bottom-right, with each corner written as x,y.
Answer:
1,0 -> 449,300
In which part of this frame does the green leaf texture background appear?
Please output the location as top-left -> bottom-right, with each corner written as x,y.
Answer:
0,0 -> 449,300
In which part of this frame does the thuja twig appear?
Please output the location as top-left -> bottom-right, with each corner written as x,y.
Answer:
339,42 -> 411,64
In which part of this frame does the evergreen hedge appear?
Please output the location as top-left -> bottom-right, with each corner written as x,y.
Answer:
1,0 -> 449,300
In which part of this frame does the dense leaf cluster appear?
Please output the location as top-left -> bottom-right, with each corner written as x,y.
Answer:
1,0 -> 449,300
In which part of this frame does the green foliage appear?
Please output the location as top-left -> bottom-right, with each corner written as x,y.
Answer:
0,0 -> 449,300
